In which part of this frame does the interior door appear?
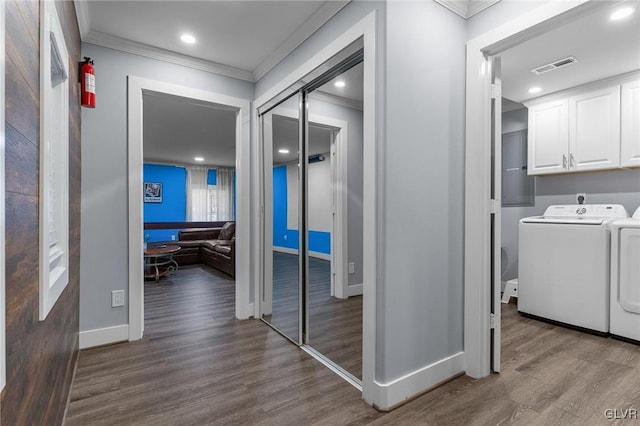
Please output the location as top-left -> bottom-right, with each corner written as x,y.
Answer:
490,56 -> 502,373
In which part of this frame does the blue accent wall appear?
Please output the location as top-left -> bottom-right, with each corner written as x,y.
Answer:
272,165 -> 330,254
309,231 -> 330,254
143,164 -> 186,242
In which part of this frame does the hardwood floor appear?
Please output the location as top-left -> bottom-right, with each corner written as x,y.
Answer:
264,252 -> 363,379
66,267 -> 640,425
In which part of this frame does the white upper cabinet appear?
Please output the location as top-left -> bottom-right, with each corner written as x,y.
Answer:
525,74 -> 640,176
621,80 -> 640,167
569,86 -> 620,172
528,99 -> 569,175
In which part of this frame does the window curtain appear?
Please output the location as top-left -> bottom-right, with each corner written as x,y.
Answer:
216,167 -> 235,221
186,165 -> 208,221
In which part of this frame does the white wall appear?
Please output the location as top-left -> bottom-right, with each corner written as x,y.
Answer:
285,161 -> 299,230
308,156 -> 332,232
80,43 -> 253,332
285,155 -> 332,233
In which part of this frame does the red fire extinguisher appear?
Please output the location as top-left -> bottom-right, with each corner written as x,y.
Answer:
80,57 -> 96,108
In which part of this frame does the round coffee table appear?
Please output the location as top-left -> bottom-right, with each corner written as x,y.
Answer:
144,244 -> 181,282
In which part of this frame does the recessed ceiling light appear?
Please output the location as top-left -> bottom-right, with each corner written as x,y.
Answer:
528,87 -> 542,94
610,7 -> 634,21
334,80 -> 346,88
180,34 -> 197,44
194,156 -> 204,162
278,149 -> 290,154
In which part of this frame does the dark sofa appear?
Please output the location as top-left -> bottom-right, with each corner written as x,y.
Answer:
172,222 -> 236,278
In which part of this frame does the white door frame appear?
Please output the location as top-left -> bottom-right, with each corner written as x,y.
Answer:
127,76 -> 251,341
252,11 -> 377,404
463,0 -> 606,378
260,106 -> 350,317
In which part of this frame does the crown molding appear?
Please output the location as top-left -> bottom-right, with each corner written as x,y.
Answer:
84,31 -> 255,82
467,0 -> 501,18
433,0 -> 501,19
76,0 -> 349,83
252,0 -> 350,81
73,0 -> 90,39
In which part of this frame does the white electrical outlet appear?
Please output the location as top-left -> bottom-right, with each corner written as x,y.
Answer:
171,234 -> 176,241
284,235 -> 288,241
576,193 -> 586,204
112,290 -> 125,307
349,262 -> 355,274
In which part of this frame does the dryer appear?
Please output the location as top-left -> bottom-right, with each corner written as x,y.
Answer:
610,207 -> 640,343
518,205 -> 629,334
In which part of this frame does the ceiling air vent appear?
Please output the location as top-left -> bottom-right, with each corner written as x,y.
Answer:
531,57 -> 578,75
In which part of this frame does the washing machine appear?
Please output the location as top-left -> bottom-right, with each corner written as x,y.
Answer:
610,207 -> 640,343
518,204 -> 629,334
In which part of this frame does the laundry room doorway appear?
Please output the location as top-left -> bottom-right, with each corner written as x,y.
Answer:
465,0 -> 640,378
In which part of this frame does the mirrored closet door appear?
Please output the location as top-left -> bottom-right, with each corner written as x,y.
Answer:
260,41 -> 364,382
306,62 -> 364,380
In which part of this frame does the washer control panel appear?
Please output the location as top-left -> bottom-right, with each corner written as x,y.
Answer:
543,204 -> 629,219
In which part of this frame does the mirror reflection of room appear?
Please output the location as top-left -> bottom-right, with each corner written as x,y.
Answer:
306,62 -> 364,380
260,54 -> 364,382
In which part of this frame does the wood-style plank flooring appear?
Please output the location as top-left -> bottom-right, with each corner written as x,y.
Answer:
66,266 -> 640,425
264,252 -> 363,379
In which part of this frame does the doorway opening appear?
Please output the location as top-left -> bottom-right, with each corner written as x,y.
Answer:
465,0 -> 640,379
127,77 -> 251,341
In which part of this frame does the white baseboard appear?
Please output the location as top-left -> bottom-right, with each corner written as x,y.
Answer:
236,301 -> 254,320
79,324 -> 129,349
273,246 -> 331,261
348,283 -> 363,297
372,351 -> 464,410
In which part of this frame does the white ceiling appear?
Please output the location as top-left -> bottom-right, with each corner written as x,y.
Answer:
76,1 -> 348,81
501,1 -> 640,103
143,92 -> 237,167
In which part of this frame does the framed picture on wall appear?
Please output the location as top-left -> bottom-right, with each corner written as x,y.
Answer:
144,182 -> 162,203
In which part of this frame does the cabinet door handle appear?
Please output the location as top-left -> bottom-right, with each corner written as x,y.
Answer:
570,153 -> 575,169
563,154 -> 567,169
